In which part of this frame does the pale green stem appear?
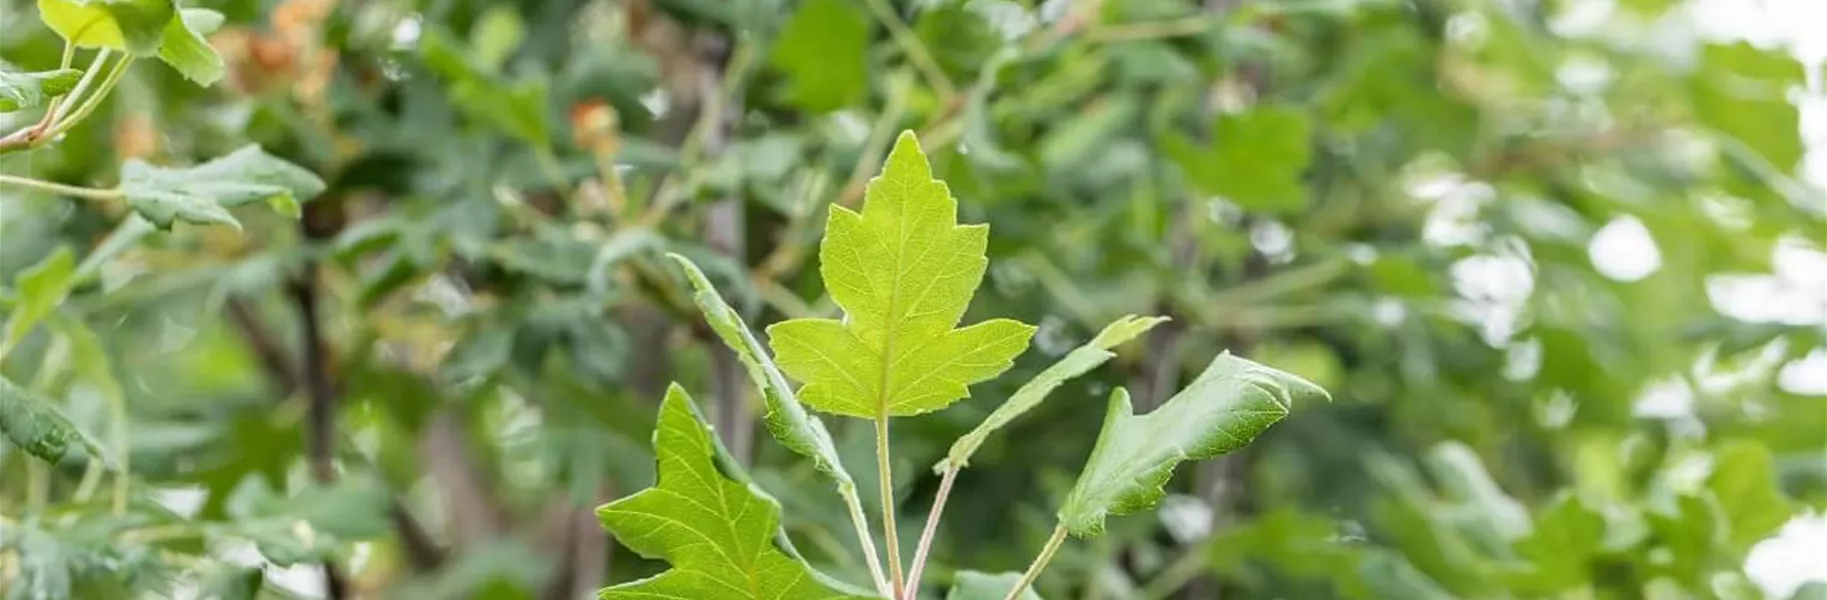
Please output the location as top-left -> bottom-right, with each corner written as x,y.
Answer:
108,386 -> 129,515
1134,545 -> 1211,600
47,56 -> 133,140
876,417 -> 905,596
0,174 -> 123,201
843,486 -> 894,598
902,465 -> 958,599
34,43 -> 81,131
1004,525 -> 1071,600
47,50 -> 113,130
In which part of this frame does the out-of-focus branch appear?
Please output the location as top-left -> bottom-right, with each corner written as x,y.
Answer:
286,264 -> 348,599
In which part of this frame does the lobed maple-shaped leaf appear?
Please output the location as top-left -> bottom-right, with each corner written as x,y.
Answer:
597,385 -> 877,599
768,131 -> 1035,419
1058,353 -> 1327,536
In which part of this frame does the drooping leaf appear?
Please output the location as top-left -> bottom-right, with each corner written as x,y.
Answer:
155,7 -> 224,85
1057,353 -> 1327,535
3,247 -> 76,353
1163,106 -> 1313,213
119,145 -> 327,229
769,0 -> 869,112
36,0 -> 176,55
596,385 -> 877,599
668,253 -> 855,491
0,375 -> 99,463
946,571 -> 1042,600
0,68 -> 83,112
768,131 -> 1036,419
1706,439 -> 1792,552
940,315 -> 1167,471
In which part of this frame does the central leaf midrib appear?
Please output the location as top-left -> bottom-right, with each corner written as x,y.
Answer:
876,197 -> 912,420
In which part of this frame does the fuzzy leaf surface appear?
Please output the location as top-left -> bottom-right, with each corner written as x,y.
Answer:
768,131 -> 1035,419
1058,352 -> 1328,536
120,145 -> 326,229
596,385 -> 876,599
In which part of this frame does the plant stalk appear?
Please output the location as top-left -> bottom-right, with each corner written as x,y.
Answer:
1005,525 -> 1070,600
902,465 -> 958,599
46,56 -> 133,140
843,486 -> 894,599
876,417 -> 905,596
0,174 -> 122,201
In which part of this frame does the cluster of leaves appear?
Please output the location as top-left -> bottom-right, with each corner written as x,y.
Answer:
2,0 -> 1822,598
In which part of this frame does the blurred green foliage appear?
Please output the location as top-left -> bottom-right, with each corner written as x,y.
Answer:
1,0 -> 1823,598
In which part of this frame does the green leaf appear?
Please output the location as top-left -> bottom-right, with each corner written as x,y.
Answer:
469,5 -> 524,72
1507,494 -> 1605,592
36,0 -> 176,55
946,571 -> 1043,600
120,145 -> 327,229
940,315 -> 1167,471
768,131 -> 1036,419
0,375 -> 99,463
156,7 -> 224,85
4,247 -> 76,353
596,385 -> 876,599
1057,352 -> 1327,536
1707,439 -> 1792,552
668,253 -> 855,490
1692,43 -> 1804,172
1163,106 -> 1313,213
0,68 -> 83,112
769,0 -> 869,112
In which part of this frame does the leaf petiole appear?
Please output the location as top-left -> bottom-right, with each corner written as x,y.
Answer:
876,417 -> 905,596
48,55 -> 134,140
902,464 -> 958,599
1003,525 -> 1070,600
0,174 -> 122,202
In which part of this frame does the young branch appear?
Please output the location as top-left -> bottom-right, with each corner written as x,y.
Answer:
1005,525 -> 1070,600
286,265 -> 348,600
902,464 -> 958,599
841,486 -> 893,598
875,418 -> 905,596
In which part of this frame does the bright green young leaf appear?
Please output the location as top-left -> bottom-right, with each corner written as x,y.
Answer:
469,5 -> 524,71
1707,439 -> 1792,552
3,247 -> 76,354
120,145 -> 327,229
1692,43 -> 1804,172
947,571 -> 1042,600
770,0 -> 869,113
0,375 -> 99,463
1163,106 -> 1313,213
0,68 -> 83,112
37,0 -> 177,56
768,131 -> 1036,419
668,253 -> 855,490
156,7 -> 224,85
1507,494 -> 1604,592
597,385 -> 877,599
1058,352 -> 1327,536
940,315 -> 1167,471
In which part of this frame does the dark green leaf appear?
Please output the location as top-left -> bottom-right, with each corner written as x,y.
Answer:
769,0 -> 868,112
946,571 -> 1042,600
1163,106 -> 1313,213
0,375 -> 99,463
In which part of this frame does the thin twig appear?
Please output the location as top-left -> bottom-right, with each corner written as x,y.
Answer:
0,174 -> 121,201
860,0 -> 957,102
286,265 -> 348,600
902,465 -> 958,599
1005,525 -> 1071,600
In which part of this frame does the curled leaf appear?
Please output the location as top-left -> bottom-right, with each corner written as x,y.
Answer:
1057,352 -> 1327,536
121,145 -> 326,229
0,68 -> 83,112
0,376 -> 100,463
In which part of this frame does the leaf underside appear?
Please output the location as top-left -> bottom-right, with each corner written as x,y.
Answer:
120,145 -> 326,229
1057,352 -> 1328,536
596,385 -> 875,600
768,131 -> 1036,419
0,68 -> 83,112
